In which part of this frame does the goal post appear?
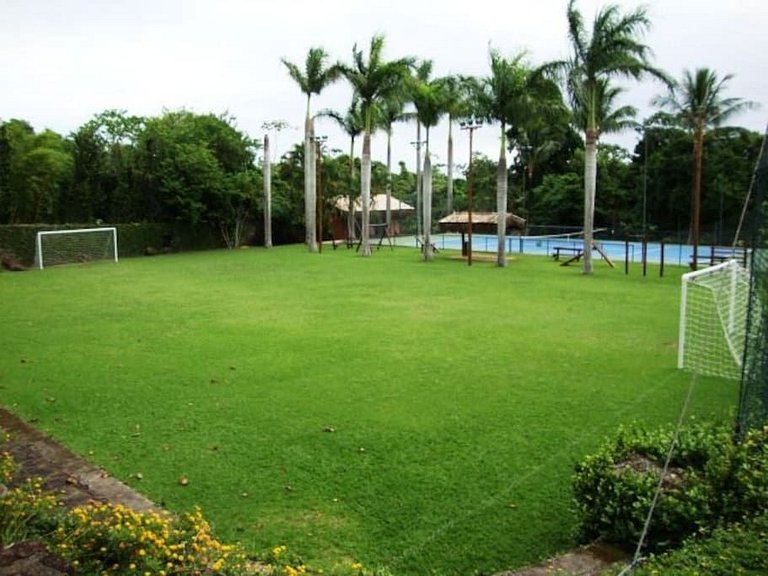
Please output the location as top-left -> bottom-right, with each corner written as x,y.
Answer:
678,259 -> 750,380
35,227 -> 118,270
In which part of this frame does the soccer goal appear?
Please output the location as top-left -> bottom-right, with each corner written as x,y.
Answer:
35,227 -> 118,270
678,259 -> 751,380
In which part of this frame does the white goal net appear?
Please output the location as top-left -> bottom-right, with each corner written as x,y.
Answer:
678,259 -> 751,380
35,227 -> 118,269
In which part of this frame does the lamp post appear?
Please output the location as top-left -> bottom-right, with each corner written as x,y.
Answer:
314,135 -> 328,253
460,118 -> 483,266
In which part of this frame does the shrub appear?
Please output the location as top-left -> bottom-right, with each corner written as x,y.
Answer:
630,512 -> 768,575
52,503 -> 249,575
0,477 -> 62,547
572,421 -> 768,551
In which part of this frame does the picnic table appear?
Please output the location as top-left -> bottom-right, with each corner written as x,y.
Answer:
552,246 -> 584,266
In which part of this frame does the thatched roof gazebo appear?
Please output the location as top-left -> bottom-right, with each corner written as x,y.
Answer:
438,212 -> 526,235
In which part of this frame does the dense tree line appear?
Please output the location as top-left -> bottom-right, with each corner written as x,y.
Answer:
0,109 -> 761,248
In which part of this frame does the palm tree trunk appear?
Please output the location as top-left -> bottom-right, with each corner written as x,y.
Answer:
496,130 -> 508,267
360,131 -> 372,256
386,129 -> 393,235
447,120 -> 454,214
263,134 -> 273,248
415,123 -> 423,239
582,129 -> 598,274
347,137 -> 356,241
305,116 -> 318,252
423,153 -> 433,261
691,125 -> 704,270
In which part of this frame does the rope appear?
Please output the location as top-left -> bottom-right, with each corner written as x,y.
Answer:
617,372 -> 699,576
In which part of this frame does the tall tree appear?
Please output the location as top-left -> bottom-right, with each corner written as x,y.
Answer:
441,75 -> 476,215
281,47 -> 342,252
506,73 -> 570,223
263,134 -> 273,248
136,111 -> 255,243
0,120 -> 72,223
318,98 -> 365,240
410,65 -> 448,260
407,60 -> 433,240
653,68 -> 758,268
545,0 -> 668,273
72,110 -> 145,222
377,93 -> 408,236
477,48 -> 531,267
342,35 -> 413,256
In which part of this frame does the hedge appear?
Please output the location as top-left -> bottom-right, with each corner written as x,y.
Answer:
0,223 -> 224,265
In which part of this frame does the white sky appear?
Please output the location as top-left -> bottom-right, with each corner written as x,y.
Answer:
2,0 -> 766,171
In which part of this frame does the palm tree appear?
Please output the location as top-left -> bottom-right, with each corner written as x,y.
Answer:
341,35 -> 413,256
263,134 -> 272,248
477,48 -> 531,267
507,77 -> 570,220
281,47 -> 342,252
377,93 -> 409,236
545,0 -> 668,274
408,60 -> 433,240
317,99 -> 365,241
441,75 -> 475,215
410,67 -> 448,260
653,68 -> 758,269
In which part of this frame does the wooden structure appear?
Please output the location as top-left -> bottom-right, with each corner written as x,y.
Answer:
552,243 -> 615,268
438,212 -> 526,255
331,194 -> 414,245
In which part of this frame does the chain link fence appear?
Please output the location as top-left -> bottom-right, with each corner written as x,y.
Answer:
738,129 -> 768,438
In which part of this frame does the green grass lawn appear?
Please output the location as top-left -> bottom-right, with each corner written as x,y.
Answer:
0,245 -> 738,575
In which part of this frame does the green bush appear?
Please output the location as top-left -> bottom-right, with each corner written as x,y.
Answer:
630,512 -> 768,575
0,223 -> 224,265
573,421 -> 768,551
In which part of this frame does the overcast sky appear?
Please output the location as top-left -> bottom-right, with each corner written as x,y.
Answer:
2,0 -> 766,171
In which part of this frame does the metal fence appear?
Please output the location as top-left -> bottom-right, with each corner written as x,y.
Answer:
738,130 -> 768,438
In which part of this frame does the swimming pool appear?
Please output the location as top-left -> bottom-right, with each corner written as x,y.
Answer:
393,233 -> 736,267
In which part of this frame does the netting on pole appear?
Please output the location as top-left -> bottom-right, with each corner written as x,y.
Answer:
679,260 -> 751,381
35,227 -> 118,269
738,128 -> 768,437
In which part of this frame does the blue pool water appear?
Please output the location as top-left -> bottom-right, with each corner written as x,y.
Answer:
394,233 -> 710,266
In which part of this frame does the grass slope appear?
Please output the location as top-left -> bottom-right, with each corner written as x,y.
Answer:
0,246 -> 737,575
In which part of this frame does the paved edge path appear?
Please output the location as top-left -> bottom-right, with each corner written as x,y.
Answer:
0,408 -> 156,512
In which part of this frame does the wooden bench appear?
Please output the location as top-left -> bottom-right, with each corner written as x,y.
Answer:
552,246 -> 583,265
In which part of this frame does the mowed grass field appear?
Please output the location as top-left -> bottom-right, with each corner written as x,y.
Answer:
0,245 -> 738,575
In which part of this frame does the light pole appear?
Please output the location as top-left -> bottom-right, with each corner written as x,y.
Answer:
460,118 -> 483,266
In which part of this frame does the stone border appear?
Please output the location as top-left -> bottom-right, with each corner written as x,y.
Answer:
0,408 -> 156,512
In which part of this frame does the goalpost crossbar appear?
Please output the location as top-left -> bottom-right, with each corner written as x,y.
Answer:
35,227 -> 118,270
